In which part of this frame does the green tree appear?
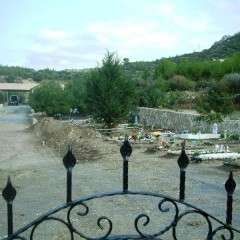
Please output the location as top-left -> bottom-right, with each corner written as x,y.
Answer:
86,52 -> 136,127
154,59 -> 177,79
64,79 -> 87,112
29,81 -> 72,116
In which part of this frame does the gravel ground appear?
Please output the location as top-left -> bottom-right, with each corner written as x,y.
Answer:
0,106 -> 240,239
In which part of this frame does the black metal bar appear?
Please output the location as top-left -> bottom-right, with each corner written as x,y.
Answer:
120,138 -> 132,193
7,203 -> 13,236
66,168 -> 72,203
225,172 -> 236,225
177,142 -> 189,202
123,159 -> 128,192
226,195 -> 233,225
179,169 -> 186,201
63,147 -> 76,204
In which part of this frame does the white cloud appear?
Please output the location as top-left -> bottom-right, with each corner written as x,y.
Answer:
39,29 -> 68,40
172,15 -> 211,32
144,1 -> 176,17
88,20 -> 179,49
26,21 -> 182,69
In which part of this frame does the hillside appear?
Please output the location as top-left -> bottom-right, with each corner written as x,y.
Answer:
0,31 -> 239,83
172,32 -> 240,61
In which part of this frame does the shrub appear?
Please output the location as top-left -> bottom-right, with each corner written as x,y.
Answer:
160,91 -> 188,109
29,81 -> 72,116
221,73 -> 240,93
195,81 -> 234,122
168,75 -> 195,91
138,86 -> 165,108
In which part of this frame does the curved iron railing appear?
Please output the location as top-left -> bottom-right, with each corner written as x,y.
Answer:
1,140 -> 239,239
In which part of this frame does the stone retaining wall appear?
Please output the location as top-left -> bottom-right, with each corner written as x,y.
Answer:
138,107 -> 240,134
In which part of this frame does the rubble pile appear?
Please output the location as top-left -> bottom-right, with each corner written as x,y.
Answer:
33,118 -> 115,162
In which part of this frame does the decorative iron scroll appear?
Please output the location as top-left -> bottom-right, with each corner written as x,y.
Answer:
1,140 -> 240,240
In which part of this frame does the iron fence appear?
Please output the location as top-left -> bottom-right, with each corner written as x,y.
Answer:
1,140 -> 240,239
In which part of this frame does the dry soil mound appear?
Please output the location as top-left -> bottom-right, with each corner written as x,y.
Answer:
33,118 -> 115,162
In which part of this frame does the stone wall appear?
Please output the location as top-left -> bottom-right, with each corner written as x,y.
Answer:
138,107 -> 240,134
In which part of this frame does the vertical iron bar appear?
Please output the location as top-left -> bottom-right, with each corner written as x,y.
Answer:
177,141 -> 189,201
63,147 -> 76,203
226,194 -> 233,225
179,169 -> 186,201
123,159 -> 128,192
225,171 -> 236,225
7,203 -> 13,236
120,138 -> 131,193
66,168 -> 72,203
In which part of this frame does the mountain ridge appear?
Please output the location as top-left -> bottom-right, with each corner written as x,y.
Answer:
170,32 -> 240,61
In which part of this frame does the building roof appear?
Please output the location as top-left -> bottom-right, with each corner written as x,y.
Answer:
0,83 -> 39,91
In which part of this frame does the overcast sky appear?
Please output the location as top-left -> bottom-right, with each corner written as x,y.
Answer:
0,0 -> 240,70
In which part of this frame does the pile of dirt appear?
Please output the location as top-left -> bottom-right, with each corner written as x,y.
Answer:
33,118 -> 117,162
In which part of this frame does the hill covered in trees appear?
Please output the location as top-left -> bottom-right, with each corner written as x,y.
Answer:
173,32 -> 240,60
0,66 -> 89,83
0,31 -> 239,83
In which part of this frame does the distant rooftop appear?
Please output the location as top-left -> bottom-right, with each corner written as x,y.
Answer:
0,83 -> 39,91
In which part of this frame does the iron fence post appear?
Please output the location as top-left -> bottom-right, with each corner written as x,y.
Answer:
177,141 -> 189,201
225,171 -> 236,225
179,168 -> 186,201
7,203 -> 13,236
120,137 -> 132,193
63,146 -> 76,203
67,168 -> 73,203
123,159 -> 128,192
2,177 -> 17,237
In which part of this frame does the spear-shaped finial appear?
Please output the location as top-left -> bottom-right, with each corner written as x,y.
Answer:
120,136 -> 132,161
177,141 -> 189,170
178,141 -> 189,201
2,177 -> 17,203
63,145 -> 76,169
2,176 -> 17,236
63,146 -> 76,203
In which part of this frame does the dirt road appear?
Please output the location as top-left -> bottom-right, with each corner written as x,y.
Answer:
0,106 -> 239,239
0,106 -> 64,238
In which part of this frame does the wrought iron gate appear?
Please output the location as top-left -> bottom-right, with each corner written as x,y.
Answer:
1,140 -> 240,239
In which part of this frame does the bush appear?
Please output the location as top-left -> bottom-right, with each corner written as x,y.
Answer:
160,91 -> 189,109
168,75 -> 195,91
221,73 -> 240,93
137,86 -> 165,108
195,82 -> 234,121
228,134 -> 240,141
29,81 -> 72,116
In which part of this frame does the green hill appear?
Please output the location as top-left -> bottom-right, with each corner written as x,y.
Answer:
173,32 -> 240,61
0,31 -> 239,83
